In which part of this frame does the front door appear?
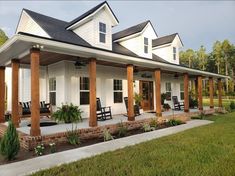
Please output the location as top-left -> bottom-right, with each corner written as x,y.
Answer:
139,81 -> 154,111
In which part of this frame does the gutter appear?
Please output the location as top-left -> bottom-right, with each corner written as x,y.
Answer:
0,34 -> 229,79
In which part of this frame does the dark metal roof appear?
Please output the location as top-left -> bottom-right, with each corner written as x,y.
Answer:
66,1 -> 119,29
112,43 -> 138,57
152,33 -> 178,48
152,54 -> 170,63
113,20 -> 153,41
23,9 -> 91,47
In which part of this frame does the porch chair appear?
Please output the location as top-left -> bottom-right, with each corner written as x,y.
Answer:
96,98 -> 112,121
172,96 -> 184,111
19,101 -> 52,118
124,97 -> 140,116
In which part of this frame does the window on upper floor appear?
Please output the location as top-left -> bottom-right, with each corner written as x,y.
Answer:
99,22 -> 106,43
173,47 -> 177,60
144,37 -> 148,54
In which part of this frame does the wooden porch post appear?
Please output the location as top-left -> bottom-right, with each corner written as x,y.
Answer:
183,73 -> 189,112
11,59 -> 20,127
30,48 -> 41,136
89,58 -> 97,127
218,78 -> 222,108
197,75 -> 203,111
0,67 -> 5,123
154,69 -> 162,117
127,64 -> 134,121
209,77 -> 214,109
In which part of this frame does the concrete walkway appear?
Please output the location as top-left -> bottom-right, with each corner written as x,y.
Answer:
0,120 -> 213,176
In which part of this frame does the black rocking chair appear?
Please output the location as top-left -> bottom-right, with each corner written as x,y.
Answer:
96,98 -> 112,121
124,97 -> 140,116
172,96 -> 184,110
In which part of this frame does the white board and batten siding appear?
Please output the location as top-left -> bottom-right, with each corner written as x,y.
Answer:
16,10 -> 50,38
119,23 -> 157,59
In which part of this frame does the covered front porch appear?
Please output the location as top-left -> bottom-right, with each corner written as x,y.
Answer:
0,34 -> 226,138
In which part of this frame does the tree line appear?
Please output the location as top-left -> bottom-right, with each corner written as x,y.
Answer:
180,40 -> 235,95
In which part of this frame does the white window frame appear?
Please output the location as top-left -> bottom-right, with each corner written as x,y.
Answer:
49,78 -> 56,106
113,79 -> 123,103
144,37 -> 148,54
180,83 -> 184,100
99,22 -> 106,43
173,47 -> 177,60
165,82 -> 172,101
80,77 -> 90,105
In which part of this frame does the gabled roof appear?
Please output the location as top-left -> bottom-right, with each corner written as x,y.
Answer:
112,43 -> 138,57
152,33 -> 183,48
113,20 -> 157,41
152,54 -> 170,63
22,9 -> 91,47
66,1 -> 119,29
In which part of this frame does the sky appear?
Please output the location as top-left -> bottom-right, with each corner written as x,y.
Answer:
0,1 -> 235,52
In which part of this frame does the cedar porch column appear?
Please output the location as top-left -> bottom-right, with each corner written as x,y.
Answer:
127,64 -> 134,121
0,67 -> 5,123
183,73 -> 189,112
89,58 -> 97,127
30,48 -> 41,136
154,69 -> 162,117
209,77 -> 214,109
11,59 -> 20,127
197,75 -> 203,111
218,78 -> 222,108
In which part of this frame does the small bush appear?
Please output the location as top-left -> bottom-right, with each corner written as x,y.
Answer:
49,143 -> 56,153
142,123 -> 155,132
117,121 -> 128,138
224,105 -> 231,113
35,144 -> 45,156
168,119 -> 183,126
149,118 -> 158,129
103,129 -> 114,141
66,125 -> 80,145
0,121 -> 20,160
230,101 -> 235,110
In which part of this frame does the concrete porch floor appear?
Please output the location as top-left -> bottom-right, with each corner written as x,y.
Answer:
14,107 -> 208,136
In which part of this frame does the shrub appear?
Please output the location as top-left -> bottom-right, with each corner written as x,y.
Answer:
103,129 -> 114,141
0,121 -> 20,160
142,123 -> 155,132
149,118 -> 158,129
168,119 -> 183,126
224,105 -> 231,113
117,121 -> 128,138
35,144 -> 45,156
230,101 -> 235,110
66,125 -> 80,145
49,143 -> 56,153
53,103 -> 83,123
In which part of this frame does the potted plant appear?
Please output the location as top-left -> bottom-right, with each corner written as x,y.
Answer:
163,103 -> 171,111
134,93 -> 143,114
161,93 -> 167,105
52,103 -> 83,123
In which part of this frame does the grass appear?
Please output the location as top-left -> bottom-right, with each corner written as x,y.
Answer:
31,112 -> 235,176
203,98 -> 234,107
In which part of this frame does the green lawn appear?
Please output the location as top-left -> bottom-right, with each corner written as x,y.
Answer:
32,113 -> 235,176
203,98 -> 234,107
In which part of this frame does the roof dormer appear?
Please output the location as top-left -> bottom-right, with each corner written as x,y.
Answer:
67,1 -> 119,50
113,21 -> 158,59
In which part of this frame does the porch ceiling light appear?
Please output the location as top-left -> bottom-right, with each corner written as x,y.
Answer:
174,73 -> 179,79
32,44 -> 44,49
74,60 -> 86,69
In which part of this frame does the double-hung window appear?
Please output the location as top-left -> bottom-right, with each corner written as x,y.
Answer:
144,37 -> 148,54
99,22 -> 106,43
173,47 -> 177,60
80,77 -> 89,105
180,83 -> 184,100
49,78 -> 56,106
165,82 -> 172,101
113,79 -> 123,103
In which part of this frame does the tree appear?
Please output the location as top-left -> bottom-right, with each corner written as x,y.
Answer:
179,49 -> 197,68
212,41 -> 224,74
197,45 -> 207,71
0,28 -> 8,46
0,121 -> 20,160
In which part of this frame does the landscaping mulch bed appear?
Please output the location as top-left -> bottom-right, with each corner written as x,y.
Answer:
0,121 -> 178,165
